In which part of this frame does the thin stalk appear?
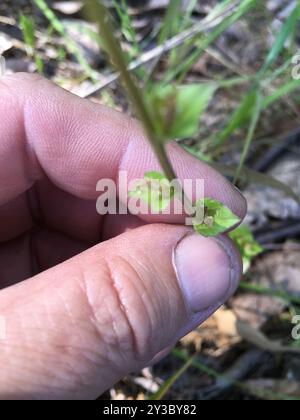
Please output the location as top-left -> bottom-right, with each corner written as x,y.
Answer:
239,282 -> 300,306
82,0 -> 241,98
86,1 -> 173,179
86,0 -> 194,214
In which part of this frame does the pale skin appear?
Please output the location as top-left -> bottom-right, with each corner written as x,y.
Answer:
0,73 -> 247,400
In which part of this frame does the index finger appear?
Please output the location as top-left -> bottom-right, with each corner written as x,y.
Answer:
0,73 -> 246,222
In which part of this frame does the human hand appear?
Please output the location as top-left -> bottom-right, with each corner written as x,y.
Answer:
0,73 -> 246,399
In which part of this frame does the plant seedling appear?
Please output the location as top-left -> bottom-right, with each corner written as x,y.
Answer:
88,1 -> 242,238
229,225 -> 264,272
129,172 -> 241,237
193,198 -> 241,237
129,171 -> 175,212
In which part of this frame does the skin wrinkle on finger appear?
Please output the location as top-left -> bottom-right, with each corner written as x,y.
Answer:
101,226 -> 189,357
35,178 -> 103,245
0,76 -> 43,204
0,228 -> 88,288
76,261 -> 133,373
0,221 -> 242,398
0,267 -> 125,399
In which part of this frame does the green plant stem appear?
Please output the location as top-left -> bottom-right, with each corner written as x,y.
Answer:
150,354 -> 196,400
87,1 -> 174,179
86,0 -> 194,213
239,282 -> 300,306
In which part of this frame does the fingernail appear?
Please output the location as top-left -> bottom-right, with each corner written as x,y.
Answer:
174,234 -> 240,314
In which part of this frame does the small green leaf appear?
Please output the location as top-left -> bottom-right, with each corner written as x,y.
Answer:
20,15 -> 36,50
215,89 -> 257,147
144,171 -> 167,182
230,225 -> 264,272
193,198 -> 241,237
146,84 -> 215,140
234,89 -> 262,183
129,171 -> 174,212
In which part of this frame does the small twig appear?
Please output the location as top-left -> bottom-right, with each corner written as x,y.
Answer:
200,350 -> 270,399
0,16 -> 16,25
255,221 -> 300,245
251,127 -> 300,172
81,0 -> 241,98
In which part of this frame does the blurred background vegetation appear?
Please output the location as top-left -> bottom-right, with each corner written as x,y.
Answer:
1,0 -> 300,400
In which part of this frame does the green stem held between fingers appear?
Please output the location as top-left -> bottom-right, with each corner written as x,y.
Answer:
85,0 -> 177,182
85,0 -> 195,215
85,0 -> 241,238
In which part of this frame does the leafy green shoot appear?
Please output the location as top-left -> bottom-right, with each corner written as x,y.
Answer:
193,198 -> 241,237
20,14 -> 44,73
129,171 -> 175,213
146,83 -> 216,140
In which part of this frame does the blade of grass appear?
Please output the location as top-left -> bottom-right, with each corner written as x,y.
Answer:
33,0 -> 97,80
260,3 -> 300,74
82,1 -> 250,98
211,162 -> 300,205
113,0 -> 141,59
263,78 -> 300,108
167,0 -> 257,83
215,89 -> 258,147
20,14 -> 44,73
159,0 -> 182,43
20,14 -> 35,52
85,0 -> 182,185
234,89 -> 262,183
239,282 -> 300,306
149,354 -> 196,400
172,348 -> 300,400
86,0 -> 196,215
182,0 -> 198,28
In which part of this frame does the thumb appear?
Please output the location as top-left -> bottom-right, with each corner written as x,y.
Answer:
0,224 -> 241,400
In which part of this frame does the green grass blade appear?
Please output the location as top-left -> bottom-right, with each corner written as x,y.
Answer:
182,0 -> 198,28
261,4 -> 300,74
234,89 -> 262,183
20,15 -> 36,50
34,0 -> 97,80
263,79 -> 300,108
168,0 -> 257,83
113,0 -> 140,59
149,354 -> 195,400
239,282 -> 300,306
159,0 -> 182,43
212,162 -> 300,205
172,348 -> 300,400
215,89 -> 258,147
